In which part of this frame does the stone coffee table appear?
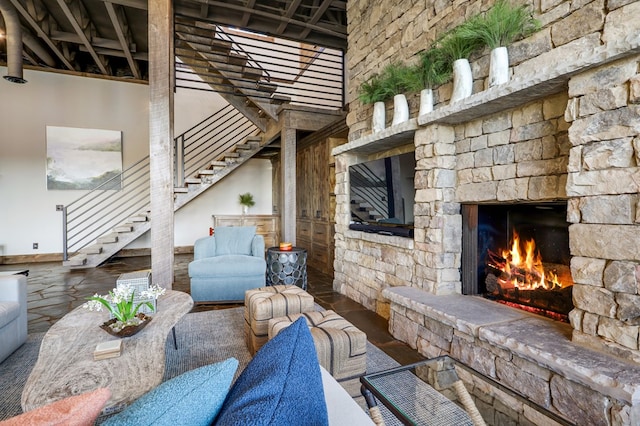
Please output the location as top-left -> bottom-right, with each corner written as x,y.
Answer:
21,290 -> 193,415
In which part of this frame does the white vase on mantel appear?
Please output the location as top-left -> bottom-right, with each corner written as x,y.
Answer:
242,205 -> 249,215
489,46 -> 509,87
391,94 -> 409,126
372,101 -> 386,133
418,88 -> 434,116
450,58 -> 473,105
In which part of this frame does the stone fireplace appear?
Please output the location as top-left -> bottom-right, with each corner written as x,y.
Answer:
334,0 -> 640,424
463,202 -> 574,322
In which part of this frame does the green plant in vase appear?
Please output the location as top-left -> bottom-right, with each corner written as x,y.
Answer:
379,61 -> 414,126
464,0 -> 540,86
359,72 -> 388,132
436,23 -> 484,104
405,47 -> 452,115
239,192 -> 255,214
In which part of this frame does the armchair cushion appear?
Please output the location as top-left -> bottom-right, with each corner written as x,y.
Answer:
214,226 -> 257,256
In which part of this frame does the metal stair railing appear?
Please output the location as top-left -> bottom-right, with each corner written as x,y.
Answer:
349,163 -> 389,220
62,104 -> 259,261
174,19 -> 344,110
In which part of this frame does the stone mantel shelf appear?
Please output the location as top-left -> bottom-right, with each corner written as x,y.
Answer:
384,286 -> 640,406
334,36 -> 640,157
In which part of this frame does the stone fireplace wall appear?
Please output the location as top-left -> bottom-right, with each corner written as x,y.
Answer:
335,0 -> 640,424
565,55 -> 640,361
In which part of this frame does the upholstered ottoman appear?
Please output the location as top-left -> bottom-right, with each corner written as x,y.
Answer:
244,285 -> 315,355
269,310 -> 367,380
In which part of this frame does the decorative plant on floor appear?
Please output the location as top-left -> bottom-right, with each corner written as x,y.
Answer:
239,192 -> 255,214
405,47 -> 452,115
83,284 -> 166,336
463,0 -> 540,86
436,23 -> 484,104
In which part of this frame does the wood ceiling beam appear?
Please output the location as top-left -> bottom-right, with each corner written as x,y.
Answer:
299,0 -> 333,40
104,1 -> 141,79
187,0 -> 345,40
55,0 -> 108,74
275,0 -> 303,35
8,0 -> 75,70
240,0 -> 256,27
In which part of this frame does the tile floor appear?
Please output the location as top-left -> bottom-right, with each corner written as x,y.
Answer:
1,254 -> 424,365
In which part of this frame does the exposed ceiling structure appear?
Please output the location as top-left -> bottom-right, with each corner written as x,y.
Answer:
0,0 -> 347,83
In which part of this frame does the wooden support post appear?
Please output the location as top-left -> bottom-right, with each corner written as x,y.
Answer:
149,0 -> 174,289
281,128 -> 296,244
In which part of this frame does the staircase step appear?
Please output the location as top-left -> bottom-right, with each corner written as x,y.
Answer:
224,152 -> 240,158
80,245 -> 102,255
97,233 -> 118,244
211,161 -> 226,167
242,66 -> 263,80
185,177 -> 202,185
198,169 -> 215,175
114,224 -> 133,233
67,254 -> 87,267
129,214 -> 148,222
174,187 -> 189,193
257,81 -> 278,93
271,94 -> 291,104
175,35 -> 232,54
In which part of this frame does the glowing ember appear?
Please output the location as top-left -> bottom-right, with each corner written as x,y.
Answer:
488,230 -> 572,291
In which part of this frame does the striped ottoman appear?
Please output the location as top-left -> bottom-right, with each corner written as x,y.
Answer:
244,284 -> 315,355
268,310 -> 367,380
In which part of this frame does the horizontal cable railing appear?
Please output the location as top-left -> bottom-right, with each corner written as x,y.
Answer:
349,164 -> 389,220
62,104 -> 258,261
174,17 -> 344,110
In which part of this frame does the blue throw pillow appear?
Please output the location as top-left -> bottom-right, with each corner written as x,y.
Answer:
103,357 -> 239,426
214,317 -> 329,426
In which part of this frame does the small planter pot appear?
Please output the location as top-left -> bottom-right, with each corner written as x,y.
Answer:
418,88 -> 434,116
450,58 -> 473,104
372,101 -> 386,133
242,205 -> 250,215
100,313 -> 151,338
489,46 -> 509,87
391,94 -> 409,126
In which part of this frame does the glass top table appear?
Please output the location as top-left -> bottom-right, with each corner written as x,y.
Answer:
360,355 -> 573,426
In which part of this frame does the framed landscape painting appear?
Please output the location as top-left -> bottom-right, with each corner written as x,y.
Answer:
46,126 -> 123,190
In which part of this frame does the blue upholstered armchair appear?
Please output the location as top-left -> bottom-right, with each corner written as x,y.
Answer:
188,226 -> 267,303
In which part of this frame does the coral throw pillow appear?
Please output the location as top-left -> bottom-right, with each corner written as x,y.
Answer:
0,388 -> 111,426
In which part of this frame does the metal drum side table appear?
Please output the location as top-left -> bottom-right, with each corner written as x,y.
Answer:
265,247 -> 308,290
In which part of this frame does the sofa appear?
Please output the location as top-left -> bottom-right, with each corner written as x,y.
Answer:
3,316 -> 375,426
188,226 -> 267,303
0,274 -> 28,364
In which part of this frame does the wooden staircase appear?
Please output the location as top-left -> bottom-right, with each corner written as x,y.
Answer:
64,135 -> 263,268
174,17 -> 290,132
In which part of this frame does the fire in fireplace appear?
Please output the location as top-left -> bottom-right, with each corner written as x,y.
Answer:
462,203 -> 574,322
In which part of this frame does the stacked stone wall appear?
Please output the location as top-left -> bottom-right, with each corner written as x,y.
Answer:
346,0 -> 625,142
565,54 -> 640,358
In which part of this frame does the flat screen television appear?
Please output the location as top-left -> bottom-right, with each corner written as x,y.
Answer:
348,151 -> 416,237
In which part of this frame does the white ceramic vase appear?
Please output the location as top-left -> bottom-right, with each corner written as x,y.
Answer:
489,46 -> 509,87
372,101 -> 386,133
450,58 -> 473,104
391,94 -> 409,126
242,205 -> 249,215
418,88 -> 434,116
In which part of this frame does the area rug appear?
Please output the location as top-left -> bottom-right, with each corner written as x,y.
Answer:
0,307 -> 400,422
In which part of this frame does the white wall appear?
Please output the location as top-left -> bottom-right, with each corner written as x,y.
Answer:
0,67 -> 272,257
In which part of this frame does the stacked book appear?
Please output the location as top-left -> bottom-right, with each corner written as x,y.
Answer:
94,340 -> 122,361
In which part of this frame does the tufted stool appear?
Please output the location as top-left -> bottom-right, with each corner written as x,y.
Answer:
268,310 -> 367,380
244,284 -> 315,355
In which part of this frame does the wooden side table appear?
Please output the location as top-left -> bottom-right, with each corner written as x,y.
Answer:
265,247 -> 308,290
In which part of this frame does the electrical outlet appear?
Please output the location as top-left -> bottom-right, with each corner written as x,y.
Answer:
33,243 -> 38,249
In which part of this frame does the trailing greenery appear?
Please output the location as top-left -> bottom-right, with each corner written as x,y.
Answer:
238,192 -> 255,207
436,22 -> 485,62
404,47 -> 452,92
466,0 -> 540,49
